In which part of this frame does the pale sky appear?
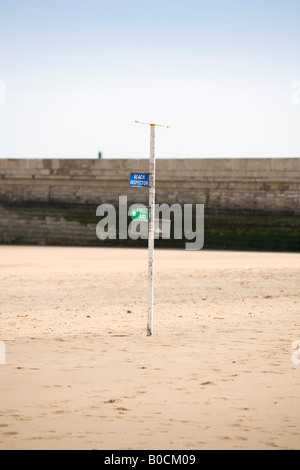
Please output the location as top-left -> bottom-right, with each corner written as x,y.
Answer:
0,0 -> 299,159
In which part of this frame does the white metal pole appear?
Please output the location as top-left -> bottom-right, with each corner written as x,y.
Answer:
135,121 -> 170,336
147,125 -> 155,336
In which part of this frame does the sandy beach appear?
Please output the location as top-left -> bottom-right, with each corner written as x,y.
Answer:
0,246 -> 299,450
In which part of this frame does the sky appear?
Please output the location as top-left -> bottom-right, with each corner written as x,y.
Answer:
0,0 -> 299,159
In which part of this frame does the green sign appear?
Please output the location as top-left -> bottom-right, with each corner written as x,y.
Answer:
131,207 -> 149,222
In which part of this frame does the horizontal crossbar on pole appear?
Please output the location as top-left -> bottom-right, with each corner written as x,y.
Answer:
135,120 -> 171,128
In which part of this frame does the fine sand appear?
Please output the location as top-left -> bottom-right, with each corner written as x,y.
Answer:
0,246 -> 299,450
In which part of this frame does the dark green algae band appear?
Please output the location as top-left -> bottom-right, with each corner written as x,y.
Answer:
0,202 -> 299,252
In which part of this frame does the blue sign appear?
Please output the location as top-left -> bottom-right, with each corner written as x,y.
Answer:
129,173 -> 149,187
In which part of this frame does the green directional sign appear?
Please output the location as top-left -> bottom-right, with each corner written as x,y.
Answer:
130,206 -> 149,222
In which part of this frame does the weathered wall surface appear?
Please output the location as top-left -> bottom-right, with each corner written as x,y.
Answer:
0,204 -> 97,246
0,158 -> 299,250
0,158 -> 299,213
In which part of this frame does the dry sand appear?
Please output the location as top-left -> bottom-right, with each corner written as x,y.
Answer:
0,246 -> 299,450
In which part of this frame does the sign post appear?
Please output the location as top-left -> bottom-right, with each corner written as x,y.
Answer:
135,120 -> 170,336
